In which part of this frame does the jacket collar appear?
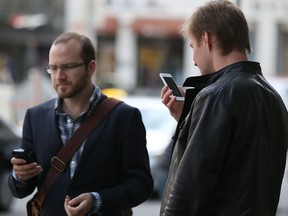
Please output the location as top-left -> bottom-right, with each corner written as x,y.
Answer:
183,61 -> 261,90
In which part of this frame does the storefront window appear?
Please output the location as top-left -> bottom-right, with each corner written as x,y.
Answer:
137,37 -> 183,91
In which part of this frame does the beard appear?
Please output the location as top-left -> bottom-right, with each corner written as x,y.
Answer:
54,74 -> 91,99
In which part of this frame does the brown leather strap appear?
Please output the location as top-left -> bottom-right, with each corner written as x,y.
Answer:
33,97 -> 122,211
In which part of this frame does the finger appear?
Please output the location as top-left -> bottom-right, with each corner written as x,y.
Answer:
14,165 -> 42,180
64,196 -> 70,208
65,196 -> 70,203
166,95 -> 177,109
68,193 -> 90,207
64,201 -> 83,216
15,167 -> 41,177
14,161 -> 38,170
64,196 -> 71,208
162,89 -> 173,105
11,157 -> 27,165
64,196 -> 83,216
68,197 -> 81,207
160,85 -> 169,99
64,196 -> 74,216
67,193 -> 92,216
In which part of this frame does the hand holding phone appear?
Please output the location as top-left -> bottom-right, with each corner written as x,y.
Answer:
12,148 -> 35,164
159,73 -> 184,101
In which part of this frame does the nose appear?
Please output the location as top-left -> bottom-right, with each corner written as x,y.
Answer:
54,68 -> 67,79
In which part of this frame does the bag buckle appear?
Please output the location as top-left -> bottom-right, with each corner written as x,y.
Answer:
50,156 -> 66,172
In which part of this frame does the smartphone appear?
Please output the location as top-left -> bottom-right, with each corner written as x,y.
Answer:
12,148 -> 35,163
159,73 -> 184,101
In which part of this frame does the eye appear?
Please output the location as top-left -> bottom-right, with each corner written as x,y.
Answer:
62,63 -> 85,70
62,64 -> 75,70
49,65 -> 58,71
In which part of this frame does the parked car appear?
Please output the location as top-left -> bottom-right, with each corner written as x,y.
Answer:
0,115 -> 21,212
123,96 -> 177,198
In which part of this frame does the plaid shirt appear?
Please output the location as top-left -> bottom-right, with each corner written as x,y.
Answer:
55,84 -> 102,178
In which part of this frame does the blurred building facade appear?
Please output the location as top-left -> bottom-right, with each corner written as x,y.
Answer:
0,0 -> 63,84
97,0 -> 288,93
92,0 -> 288,93
0,0 -> 288,94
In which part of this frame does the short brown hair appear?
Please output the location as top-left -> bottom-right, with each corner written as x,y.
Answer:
53,32 -> 96,63
180,0 -> 251,55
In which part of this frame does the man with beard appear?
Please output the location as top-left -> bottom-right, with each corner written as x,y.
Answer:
9,32 -> 153,216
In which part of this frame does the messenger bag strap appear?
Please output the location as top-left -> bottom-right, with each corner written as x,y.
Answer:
32,97 -> 122,212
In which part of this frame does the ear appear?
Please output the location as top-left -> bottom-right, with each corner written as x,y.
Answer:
203,31 -> 213,49
88,60 -> 97,76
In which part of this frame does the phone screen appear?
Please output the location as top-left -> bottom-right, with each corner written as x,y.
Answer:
162,76 -> 183,97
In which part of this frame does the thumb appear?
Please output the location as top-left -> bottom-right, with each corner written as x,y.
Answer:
65,196 -> 71,204
67,195 -> 82,207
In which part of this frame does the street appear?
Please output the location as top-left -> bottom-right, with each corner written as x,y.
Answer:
2,189 -> 288,216
2,196 -> 161,216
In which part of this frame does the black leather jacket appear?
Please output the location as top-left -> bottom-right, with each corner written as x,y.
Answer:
160,61 -> 288,216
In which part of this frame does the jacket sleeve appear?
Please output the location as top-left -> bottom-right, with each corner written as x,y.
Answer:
8,109 -> 38,198
164,93 -> 232,215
